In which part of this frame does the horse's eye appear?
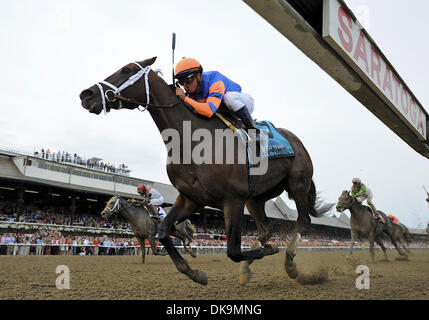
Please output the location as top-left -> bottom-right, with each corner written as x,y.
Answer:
121,67 -> 131,74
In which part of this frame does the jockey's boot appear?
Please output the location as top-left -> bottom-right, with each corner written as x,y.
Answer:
149,204 -> 161,222
235,106 -> 260,142
370,205 -> 384,224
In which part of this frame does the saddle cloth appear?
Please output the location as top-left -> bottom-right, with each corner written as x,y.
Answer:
234,120 -> 295,167
214,105 -> 295,167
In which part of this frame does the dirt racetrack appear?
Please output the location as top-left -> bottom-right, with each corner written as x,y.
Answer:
1,249 -> 429,300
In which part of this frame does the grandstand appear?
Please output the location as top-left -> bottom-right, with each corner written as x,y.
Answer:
1,145 -> 428,256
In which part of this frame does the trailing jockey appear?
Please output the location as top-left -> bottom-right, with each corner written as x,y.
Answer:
131,184 -> 163,222
174,57 -> 260,141
387,214 -> 399,225
350,177 -> 385,223
131,184 -> 196,235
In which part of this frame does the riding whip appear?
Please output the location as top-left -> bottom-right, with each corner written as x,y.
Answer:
172,32 -> 176,85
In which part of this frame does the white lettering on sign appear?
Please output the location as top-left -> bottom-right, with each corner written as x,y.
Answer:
322,0 -> 426,140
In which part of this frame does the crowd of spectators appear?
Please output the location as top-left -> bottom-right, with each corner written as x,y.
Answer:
0,211 -> 131,231
0,230 -> 141,256
1,201 -> 429,256
34,148 -> 128,175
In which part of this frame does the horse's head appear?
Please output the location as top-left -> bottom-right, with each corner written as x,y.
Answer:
336,190 -> 354,212
101,195 -> 121,220
80,57 -> 157,115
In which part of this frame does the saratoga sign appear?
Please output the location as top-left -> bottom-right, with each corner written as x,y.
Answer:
322,0 -> 427,140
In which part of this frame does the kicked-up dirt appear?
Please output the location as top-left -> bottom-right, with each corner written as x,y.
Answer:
1,249 -> 428,300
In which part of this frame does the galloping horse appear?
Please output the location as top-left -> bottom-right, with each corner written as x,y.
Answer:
80,57 -> 334,285
336,190 -> 407,261
101,195 -> 196,264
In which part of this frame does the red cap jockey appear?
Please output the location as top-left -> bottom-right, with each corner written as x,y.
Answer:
137,184 -> 150,195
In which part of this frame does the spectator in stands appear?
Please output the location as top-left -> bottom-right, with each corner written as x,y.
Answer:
36,236 -> 43,255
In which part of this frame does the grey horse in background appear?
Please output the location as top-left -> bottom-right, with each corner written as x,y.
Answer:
101,195 -> 196,264
336,190 -> 407,262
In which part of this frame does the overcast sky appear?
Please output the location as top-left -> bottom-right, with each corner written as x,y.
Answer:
1,0 -> 428,229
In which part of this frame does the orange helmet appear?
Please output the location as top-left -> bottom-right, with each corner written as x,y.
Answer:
174,57 -> 203,79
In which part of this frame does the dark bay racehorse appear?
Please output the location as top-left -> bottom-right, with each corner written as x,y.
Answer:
101,195 -> 196,264
336,190 -> 407,261
80,57 -> 334,285
391,222 -> 411,254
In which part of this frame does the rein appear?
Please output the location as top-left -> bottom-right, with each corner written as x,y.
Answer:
97,61 -> 181,114
105,197 -> 134,216
113,93 -> 180,112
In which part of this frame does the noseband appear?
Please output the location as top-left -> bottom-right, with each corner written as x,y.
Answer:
104,197 -> 133,218
338,193 -> 355,210
96,62 -> 180,115
96,62 -> 151,115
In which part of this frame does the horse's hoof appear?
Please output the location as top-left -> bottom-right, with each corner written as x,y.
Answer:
285,265 -> 299,279
239,270 -> 252,285
192,270 -> 208,285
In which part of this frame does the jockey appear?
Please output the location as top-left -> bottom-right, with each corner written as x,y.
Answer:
350,177 -> 384,223
131,184 -> 164,220
174,57 -> 260,140
387,214 -> 399,224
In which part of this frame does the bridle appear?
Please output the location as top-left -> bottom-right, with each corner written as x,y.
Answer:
103,196 -> 133,218
338,192 -> 355,211
96,61 -> 180,115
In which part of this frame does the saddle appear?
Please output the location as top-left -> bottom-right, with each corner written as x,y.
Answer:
364,206 -> 385,224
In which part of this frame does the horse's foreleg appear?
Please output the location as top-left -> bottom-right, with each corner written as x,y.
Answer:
368,233 -> 375,262
140,241 -> 146,264
374,236 -> 388,261
159,195 -> 206,285
349,229 -> 357,255
138,237 -> 146,264
388,233 -> 407,257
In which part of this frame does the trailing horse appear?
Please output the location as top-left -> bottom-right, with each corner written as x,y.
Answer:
80,57 -> 334,285
391,222 -> 411,254
100,195 -> 196,264
336,190 -> 407,261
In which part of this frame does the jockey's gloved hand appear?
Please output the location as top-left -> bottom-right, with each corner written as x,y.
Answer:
142,195 -> 151,204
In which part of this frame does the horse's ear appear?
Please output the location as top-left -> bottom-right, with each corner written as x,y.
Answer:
139,57 -> 157,67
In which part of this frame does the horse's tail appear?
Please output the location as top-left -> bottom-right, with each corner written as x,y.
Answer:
308,180 -> 335,218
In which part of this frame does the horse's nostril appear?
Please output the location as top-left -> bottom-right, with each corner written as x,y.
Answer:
80,89 -> 94,100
